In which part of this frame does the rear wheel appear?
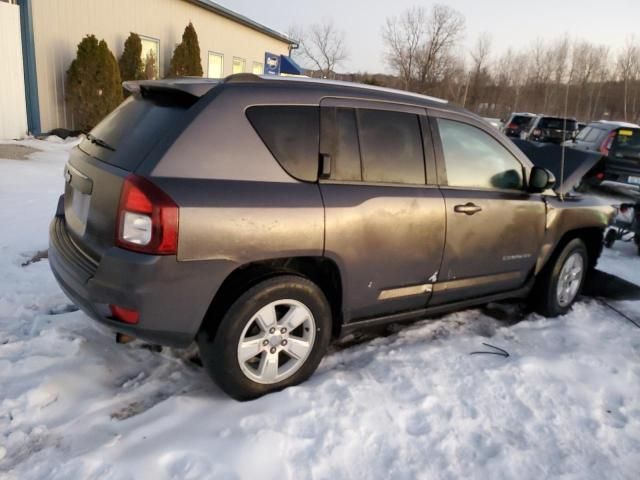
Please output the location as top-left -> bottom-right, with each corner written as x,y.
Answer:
197,275 -> 332,400
532,238 -> 588,317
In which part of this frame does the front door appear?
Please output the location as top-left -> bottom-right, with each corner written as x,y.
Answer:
429,113 -> 546,305
319,100 -> 446,321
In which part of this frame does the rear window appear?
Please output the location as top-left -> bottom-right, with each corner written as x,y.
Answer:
80,91 -> 196,170
538,117 -> 577,131
510,116 -> 533,127
246,106 -> 319,182
612,128 -> 640,155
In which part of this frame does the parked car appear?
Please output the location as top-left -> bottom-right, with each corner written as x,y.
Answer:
564,121 -> 640,187
49,75 -> 613,400
502,112 -> 536,137
483,117 -> 503,130
521,115 -> 578,144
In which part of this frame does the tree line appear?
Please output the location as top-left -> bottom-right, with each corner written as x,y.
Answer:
292,6 -> 640,124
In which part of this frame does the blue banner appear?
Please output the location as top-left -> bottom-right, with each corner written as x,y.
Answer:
264,52 -> 280,75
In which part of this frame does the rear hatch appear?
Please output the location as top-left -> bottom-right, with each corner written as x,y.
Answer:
538,117 -> 576,143
63,83 -> 208,261
605,127 -> 640,184
505,115 -> 533,135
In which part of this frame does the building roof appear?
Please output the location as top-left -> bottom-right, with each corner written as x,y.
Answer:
186,0 -> 295,45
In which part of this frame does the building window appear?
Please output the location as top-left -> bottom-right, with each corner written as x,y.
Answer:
232,57 -> 245,74
140,36 -> 160,79
208,52 -> 224,78
252,62 -> 264,75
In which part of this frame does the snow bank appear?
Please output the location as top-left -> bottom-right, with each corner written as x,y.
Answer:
0,139 -> 639,479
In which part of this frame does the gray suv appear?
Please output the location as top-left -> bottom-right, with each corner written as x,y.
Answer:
49,74 -> 612,399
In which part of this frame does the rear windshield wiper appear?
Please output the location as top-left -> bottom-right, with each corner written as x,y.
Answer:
85,133 -> 116,152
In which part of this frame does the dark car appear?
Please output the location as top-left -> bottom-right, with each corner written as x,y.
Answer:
49,74 -> 613,400
502,112 -> 536,137
522,116 -> 578,144
565,121 -> 640,187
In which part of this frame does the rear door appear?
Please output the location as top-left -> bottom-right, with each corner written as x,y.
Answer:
63,89 -> 199,260
319,99 -> 446,321
429,110 -> 546,305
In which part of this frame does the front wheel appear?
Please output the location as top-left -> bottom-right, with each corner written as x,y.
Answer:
604,229 -> 617,248
532,238 -> 588,317
197,275 -> 332,400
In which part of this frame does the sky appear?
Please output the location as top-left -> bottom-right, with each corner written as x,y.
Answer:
217,0 -> 640,73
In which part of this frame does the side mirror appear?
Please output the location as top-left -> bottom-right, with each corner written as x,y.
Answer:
529,166 -> 556,193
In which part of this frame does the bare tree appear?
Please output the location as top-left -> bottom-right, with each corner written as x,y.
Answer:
416,5 -> 465,89
467,33 -> 492,110
382,4 -> 465,92
382,7 -> 426,89
292,20 -> 347,79
618,37 -> 640,121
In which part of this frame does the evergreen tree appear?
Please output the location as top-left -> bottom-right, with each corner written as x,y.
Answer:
168,22 -> 203,77
119,32 -> 144,83
144,51 -> 158,80
66,35 -> 123,131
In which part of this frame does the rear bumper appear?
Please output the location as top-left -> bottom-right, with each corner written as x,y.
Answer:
49,207 -> 235,347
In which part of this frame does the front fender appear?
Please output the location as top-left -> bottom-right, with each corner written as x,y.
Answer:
535,195 -> 614,273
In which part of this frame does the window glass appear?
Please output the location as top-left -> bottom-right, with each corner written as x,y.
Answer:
333,108 -> 362,181
576,126 -> 592,141
537,117 -> 577,131
81,93 -> 195,170
357,109 -> 425,184
208,52 -> 223,78
584,127 -> 603,143
140,37 -> 160,79
438,118 -> 523,190
246,106 -> 319,182
510,115 -> 533,127
252,62 -> 264,75
232,57 -> 245,74
612,128 -> 640,154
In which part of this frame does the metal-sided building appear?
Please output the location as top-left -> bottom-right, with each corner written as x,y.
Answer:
1,0 -> 297,136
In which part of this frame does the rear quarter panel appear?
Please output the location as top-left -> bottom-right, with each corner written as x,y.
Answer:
153,178 -> 324,263
148,85 -> 326,264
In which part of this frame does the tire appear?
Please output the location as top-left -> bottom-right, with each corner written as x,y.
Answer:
531,238 -> 588,317
197,275 -> 332,400
604,229 -> 617,248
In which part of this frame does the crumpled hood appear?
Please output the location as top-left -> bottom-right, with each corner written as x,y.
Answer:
511,139 -> 602,195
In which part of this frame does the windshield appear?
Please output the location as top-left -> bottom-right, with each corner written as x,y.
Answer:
538,117 -> 577,131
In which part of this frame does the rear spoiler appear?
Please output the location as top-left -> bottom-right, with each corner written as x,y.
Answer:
123,78 -> 220,98
511,139 -> 602,195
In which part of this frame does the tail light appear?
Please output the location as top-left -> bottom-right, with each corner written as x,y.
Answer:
599,131 -> 616,155
109,304 -> 140,324
116,174 -> 178,254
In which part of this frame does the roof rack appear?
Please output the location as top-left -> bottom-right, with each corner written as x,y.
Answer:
222,73 -> 448,104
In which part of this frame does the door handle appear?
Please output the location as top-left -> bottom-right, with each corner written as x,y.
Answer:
454,203 -> 482,215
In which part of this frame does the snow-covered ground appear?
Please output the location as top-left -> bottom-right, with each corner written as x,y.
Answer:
1,138 -> 639,480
